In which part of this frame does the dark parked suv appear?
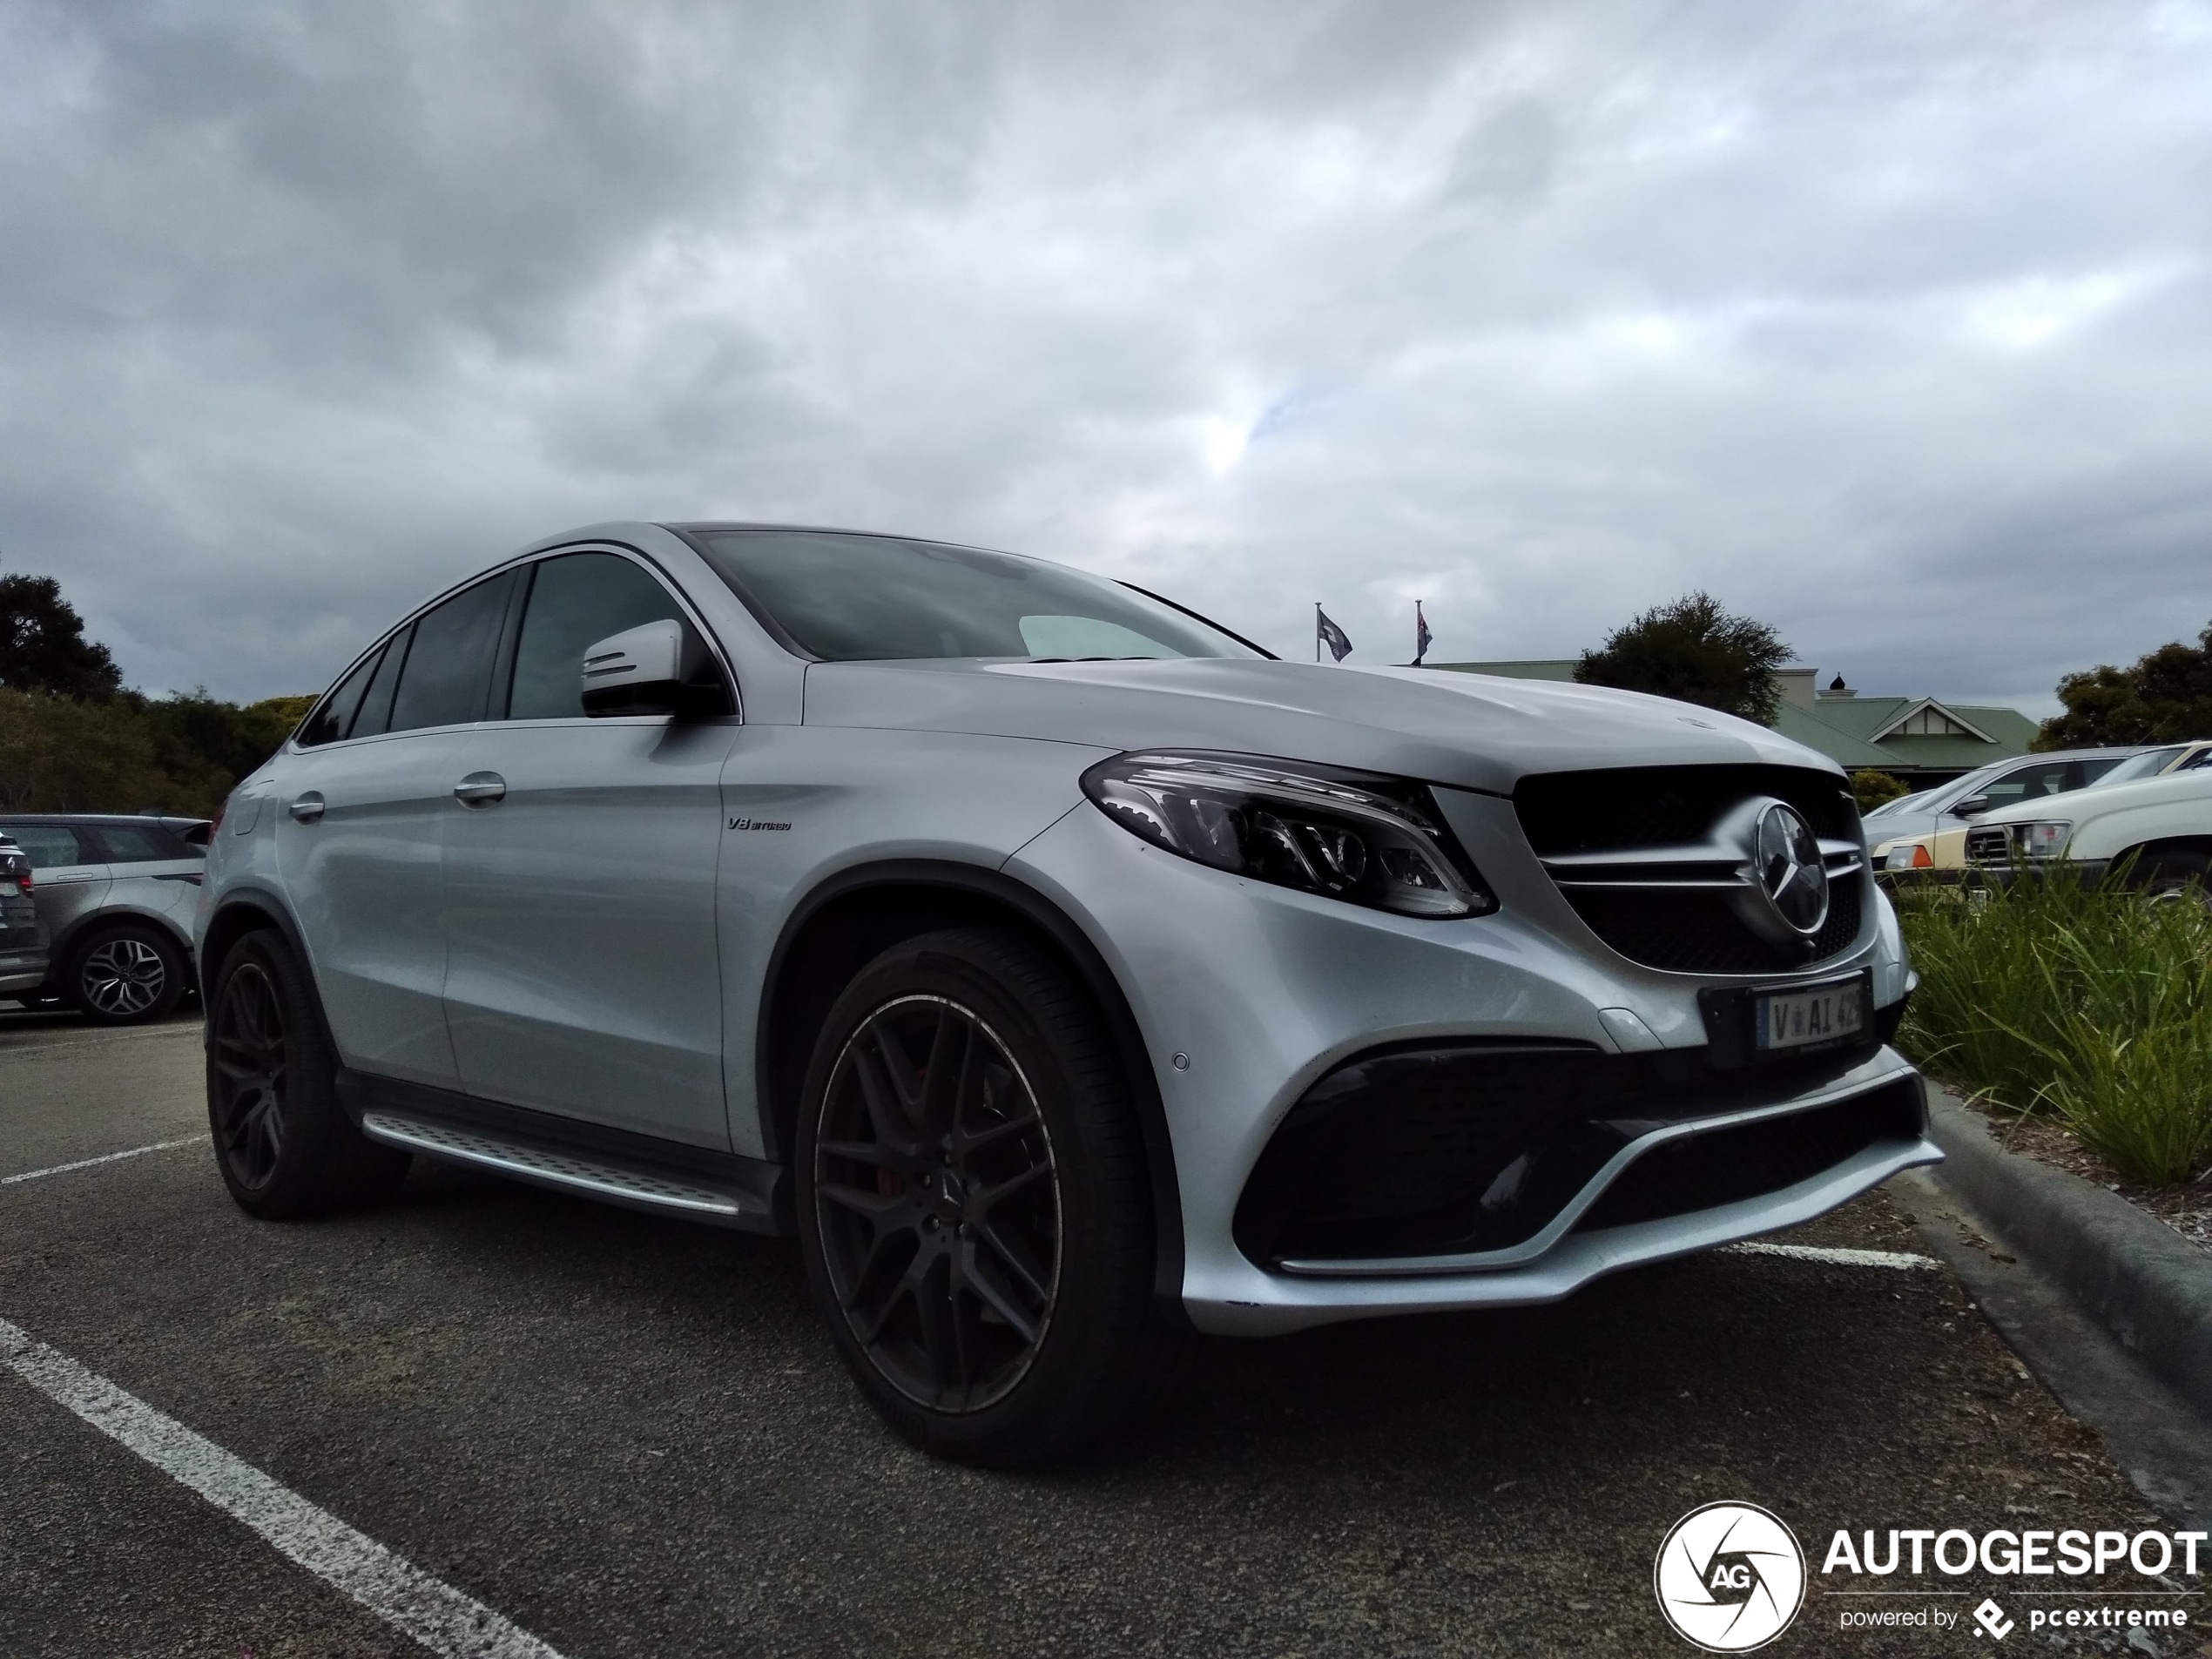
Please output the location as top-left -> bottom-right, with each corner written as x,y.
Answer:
0,814 -> 207,1023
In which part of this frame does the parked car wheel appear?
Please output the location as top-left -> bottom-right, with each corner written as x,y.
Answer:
68,924 -> 186,1024
206,930 -> 410,1217
2129,848 -> 2211,901
795,927 -> 1179,1467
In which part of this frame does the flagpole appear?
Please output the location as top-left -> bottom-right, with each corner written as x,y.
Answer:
1314,603 -> 1320,664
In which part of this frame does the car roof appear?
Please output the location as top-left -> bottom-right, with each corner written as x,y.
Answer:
0,813 -> 211,827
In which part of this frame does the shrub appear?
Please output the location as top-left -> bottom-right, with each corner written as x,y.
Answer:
1850,769 -> 1910,813
1894,874 -> 2212,1186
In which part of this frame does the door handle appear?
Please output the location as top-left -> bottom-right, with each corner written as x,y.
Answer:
288,792 -> 326,824
454,772 -> 507,806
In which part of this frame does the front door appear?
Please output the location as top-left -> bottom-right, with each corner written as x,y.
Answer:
441,549 -> 738,1148
276,569 -> 518,1088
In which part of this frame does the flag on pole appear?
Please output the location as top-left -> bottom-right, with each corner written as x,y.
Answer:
1316,606 -> 1353,662
1414,601 -> 1433,666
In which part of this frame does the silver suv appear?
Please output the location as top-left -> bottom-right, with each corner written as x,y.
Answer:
1,814 -> 207,1022
198,523 -> 1935,1463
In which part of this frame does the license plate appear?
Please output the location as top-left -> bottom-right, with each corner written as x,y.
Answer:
1754,980 -> 1868,1053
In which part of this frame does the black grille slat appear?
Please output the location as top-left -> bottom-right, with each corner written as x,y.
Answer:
1561,879 -> 1864,974
1517,765 -> 1858,856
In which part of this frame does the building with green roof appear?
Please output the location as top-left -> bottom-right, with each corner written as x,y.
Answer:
1428,661 -> 2038,784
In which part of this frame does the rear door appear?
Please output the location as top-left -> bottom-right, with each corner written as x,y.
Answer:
0,823 -> 110,951
275,570 -> 518,1089
82,820 -> 203,943
442,549 -> 738,1147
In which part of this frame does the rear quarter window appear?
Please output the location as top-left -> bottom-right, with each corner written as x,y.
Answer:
0,825 -> 89,867
91,824 -> 196,863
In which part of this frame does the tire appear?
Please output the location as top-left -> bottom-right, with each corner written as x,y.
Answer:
205,930 -> 410,1217
795,926 -> 1180,1467
2128,849 -> 2211,902
68,923 -> 186,1025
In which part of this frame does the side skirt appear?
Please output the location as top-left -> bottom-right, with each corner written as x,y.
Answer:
333,1069 -> 790,1236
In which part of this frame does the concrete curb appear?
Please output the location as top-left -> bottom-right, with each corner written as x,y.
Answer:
1922,1082 -> 2212,1425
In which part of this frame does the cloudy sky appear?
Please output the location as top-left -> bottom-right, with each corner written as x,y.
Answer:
4,1 -> 2209,713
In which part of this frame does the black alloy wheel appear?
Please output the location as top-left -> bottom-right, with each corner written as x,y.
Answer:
204,930 -> 409,1217
796,927 -> 1180,1466
211,957 -> 287,1190
71,926 -> 185,1024
813,993 -> 1061,1413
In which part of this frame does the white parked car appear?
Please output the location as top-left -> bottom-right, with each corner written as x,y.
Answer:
1966,766 -> 2212,892
1865,748 -> 2140,875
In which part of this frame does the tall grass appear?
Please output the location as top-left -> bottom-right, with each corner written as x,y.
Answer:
1893,874 -> 2212,1187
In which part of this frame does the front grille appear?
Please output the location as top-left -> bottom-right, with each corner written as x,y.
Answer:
1515,765 -> 1870,974
1573,1076 -> 1925,1232
1966,826 -> 2009,865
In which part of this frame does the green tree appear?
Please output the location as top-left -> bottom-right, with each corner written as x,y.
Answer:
0,688 -> 166,812
0,570 -> 316,814
0,572 -> 124,698
2037,622 -> 2212,748
1573,592 -> 1793,725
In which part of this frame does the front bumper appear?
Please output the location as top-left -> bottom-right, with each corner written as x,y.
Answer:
1008,786 -> 1933,1337
1194,1048 -> 1935,1334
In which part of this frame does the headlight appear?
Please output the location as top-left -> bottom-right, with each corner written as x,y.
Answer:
1882,841 -> 1934,871
1081,752 -> 1495,918
2011,820 -> 2073,860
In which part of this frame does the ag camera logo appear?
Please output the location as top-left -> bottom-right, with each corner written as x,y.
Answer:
1655,1501 -> 1807,1651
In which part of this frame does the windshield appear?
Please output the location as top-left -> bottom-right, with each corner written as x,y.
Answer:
1865,790 -> 1929,819
2092,745 -> 2183,786
687,529 -> 1264,664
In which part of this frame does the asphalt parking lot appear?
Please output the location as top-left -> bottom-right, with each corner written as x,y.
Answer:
1,1008 -> 2196,1657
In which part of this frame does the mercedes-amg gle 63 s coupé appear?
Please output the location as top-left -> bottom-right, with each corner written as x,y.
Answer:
198,523 -> 1937,1464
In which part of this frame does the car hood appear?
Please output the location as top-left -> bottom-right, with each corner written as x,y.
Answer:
801,658 -> 1838,795
1976,768 -> 2212,826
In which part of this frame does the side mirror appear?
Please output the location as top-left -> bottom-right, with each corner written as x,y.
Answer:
580,621 -> 686,717
1952,794 -> 1993,817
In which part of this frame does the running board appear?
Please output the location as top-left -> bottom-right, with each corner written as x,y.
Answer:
360,1109 -> 783,1234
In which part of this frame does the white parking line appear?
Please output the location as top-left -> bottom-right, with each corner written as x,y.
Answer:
0,1317 -> 567,1659
1,1136 -> 206,1186
1726,1241 -> 1939,1271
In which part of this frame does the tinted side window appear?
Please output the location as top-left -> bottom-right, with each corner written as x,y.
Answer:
91,824 -> 194,863
298,643 -> 386,747
0,826 -> 87,867
2077,757 -> 2125,784
1980,760 -> 2074,808
507,553 -> 710,720
349,623 -> 413,739
388,574 -> 516,734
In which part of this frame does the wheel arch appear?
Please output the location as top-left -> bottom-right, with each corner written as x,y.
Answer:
48,902 -> 196,976
756,859 -> 1189,1325
2109,835 -> 2212,876
198,887 -> 339,1055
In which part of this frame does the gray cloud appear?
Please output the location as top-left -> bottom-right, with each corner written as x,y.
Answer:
3,0 -> 2208,713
